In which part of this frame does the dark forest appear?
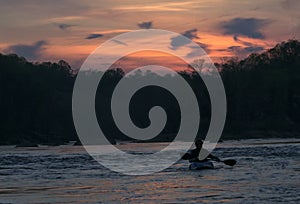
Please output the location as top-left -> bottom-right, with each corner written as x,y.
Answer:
0,40 -> 299,145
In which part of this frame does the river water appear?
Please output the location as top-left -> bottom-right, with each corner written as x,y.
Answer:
0,139 -> 299,203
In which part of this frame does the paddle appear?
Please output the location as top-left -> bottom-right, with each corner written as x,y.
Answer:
180,151 -> 237,166
216,159 -> 237,166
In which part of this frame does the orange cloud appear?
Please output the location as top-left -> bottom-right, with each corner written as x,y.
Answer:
107,50 -> 191,72
194,33 -> 275,60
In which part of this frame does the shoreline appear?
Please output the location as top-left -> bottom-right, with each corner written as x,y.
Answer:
1,133 -> 300,147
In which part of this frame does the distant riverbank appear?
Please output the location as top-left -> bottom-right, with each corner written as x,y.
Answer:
2,130 -> 299,147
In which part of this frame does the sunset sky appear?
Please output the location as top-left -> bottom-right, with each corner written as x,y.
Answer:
0,0 -> 299,69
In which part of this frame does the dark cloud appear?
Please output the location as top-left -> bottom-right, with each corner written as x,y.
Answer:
170,28 -> 199,50
281,0 -> 300,9
4,41 -> 47,60
170,36 -> 190,49
58,23 -> 75,30
233,35 -> 252,46
186,44 -> 209,58
221,18 -> 270,39
224,35 -> 265,58
196,42 -> 208,50
233,35 -> 264,52
85,33 -> 104,39
227,45 -> 264,58
169,28 -> 208,57
182,29 -> 199,40
137,21 -> 153,29
244,46 -> 264,53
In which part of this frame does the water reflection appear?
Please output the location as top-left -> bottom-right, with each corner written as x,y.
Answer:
0,139 -> 299,203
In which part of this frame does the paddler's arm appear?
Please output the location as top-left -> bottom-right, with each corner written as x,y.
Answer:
181,149 -> 199,160
207,154 -> 221,162
181,153 -> 192,160
181,150 -> 192,160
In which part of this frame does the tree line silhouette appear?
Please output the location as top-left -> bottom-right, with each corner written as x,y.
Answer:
0,40 -> 299,145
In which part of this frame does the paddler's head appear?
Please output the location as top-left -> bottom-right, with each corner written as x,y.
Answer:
195,139 -> 203,149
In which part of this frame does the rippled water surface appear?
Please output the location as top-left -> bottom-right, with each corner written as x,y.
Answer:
0,139 -> 299,203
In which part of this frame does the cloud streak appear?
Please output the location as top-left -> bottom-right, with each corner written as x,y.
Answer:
57,23 -> 75,30
228,45 -> 264,53
113,2 -> 195,12
85,33 -> 104,39
112,39 -> 128,46
137,21 -> 153,29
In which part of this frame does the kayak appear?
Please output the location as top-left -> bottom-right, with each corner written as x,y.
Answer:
189,161 -> 214,170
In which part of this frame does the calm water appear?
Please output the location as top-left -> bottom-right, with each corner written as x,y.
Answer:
0,139 -> 299,203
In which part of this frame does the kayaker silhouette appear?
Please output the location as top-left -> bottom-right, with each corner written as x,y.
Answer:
181,140 -> 220,169
182,140 -> 220,162
181,140 -> 237,169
